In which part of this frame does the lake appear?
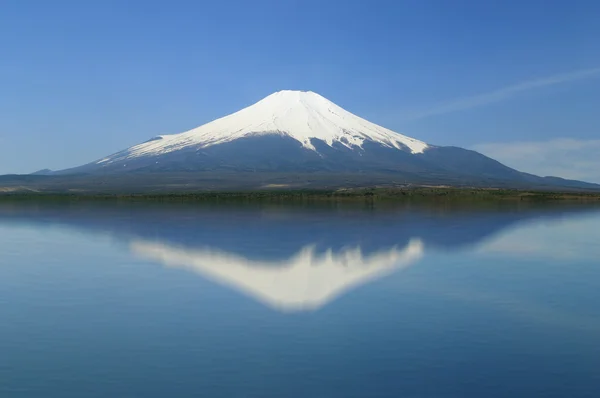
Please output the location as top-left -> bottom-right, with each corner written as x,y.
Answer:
1,200 -> 599,397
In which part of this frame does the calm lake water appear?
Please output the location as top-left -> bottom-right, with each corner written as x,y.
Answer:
1,201 -> 599,398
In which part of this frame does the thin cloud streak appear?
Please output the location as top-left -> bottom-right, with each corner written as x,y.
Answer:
406,67 -> 600,120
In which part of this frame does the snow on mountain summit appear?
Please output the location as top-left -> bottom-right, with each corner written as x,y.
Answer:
109,90 -> 429,163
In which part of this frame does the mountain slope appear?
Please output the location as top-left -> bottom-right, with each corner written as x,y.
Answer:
59,90 -> 429,174
53,90 -> 598,190
85,90 -> 427,169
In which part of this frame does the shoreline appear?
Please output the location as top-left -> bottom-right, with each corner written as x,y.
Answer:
2,187 -> 600,203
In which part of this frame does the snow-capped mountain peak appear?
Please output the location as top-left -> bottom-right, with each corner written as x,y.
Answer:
44,91 -> 600,189
103,90 -> 428,163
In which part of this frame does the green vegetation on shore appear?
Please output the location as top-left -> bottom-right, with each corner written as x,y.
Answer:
1,187 -> 600,203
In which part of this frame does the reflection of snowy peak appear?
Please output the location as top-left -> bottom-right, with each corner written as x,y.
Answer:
131,239 -> 424,312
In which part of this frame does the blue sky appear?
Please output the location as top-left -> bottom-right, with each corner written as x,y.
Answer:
1,0 -> 599,181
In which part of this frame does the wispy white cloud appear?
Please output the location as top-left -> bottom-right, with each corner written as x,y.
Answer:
472,138 -> 600,183
406,67 -> 600,120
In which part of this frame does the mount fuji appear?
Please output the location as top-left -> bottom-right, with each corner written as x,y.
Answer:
45,90 -> 596,190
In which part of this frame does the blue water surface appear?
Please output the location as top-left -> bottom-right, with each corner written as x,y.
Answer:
0,202 -> 599,398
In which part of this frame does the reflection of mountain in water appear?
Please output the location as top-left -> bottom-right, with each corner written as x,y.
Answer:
132,239 -> 423,312
0,203 -> 597,260
1,202 -> 598,311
